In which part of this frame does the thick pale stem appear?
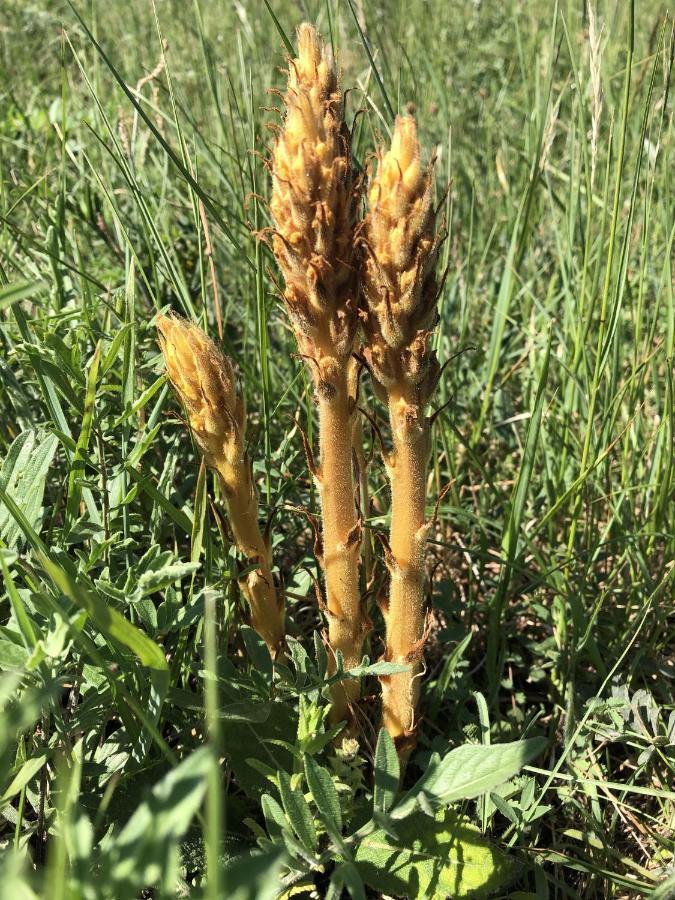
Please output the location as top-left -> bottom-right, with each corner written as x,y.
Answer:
317,371 -> 364,722
381,397 -> 430,750
217,460 -> 284,657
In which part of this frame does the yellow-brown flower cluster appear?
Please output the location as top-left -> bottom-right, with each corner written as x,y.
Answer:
362,115 -> 440,410
157,313 -> 244,472
157,313 -> 284,656
270,23 -> 359,389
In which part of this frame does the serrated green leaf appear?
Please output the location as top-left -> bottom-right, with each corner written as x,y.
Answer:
355,808 -> 513,899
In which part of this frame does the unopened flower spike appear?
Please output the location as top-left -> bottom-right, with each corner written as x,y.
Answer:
157,313 -> 284,658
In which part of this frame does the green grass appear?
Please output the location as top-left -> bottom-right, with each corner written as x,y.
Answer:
0,0 -> 673,897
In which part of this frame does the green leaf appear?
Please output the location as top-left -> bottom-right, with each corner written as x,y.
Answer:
313,630 -> 328,680
40,555 -> 168,671
0,638 -> 28,669
392,738 -> 546,820
304,754 -> 342,835
222,701 -> 297,800
261,793 -> 287,842
104,747 -> 211,892
0,554 -> 37,648
136,560 -> 200,596
190,459 -> 208,566
241,625 -> 273,684
124,463 -> 192,534
652,871 -> 675,900
487,327 -> 552,675
217,701 -> 270,724
0,754 -> 48,808
333,860 -> 367,900
222,847 -> 287,900
373,729 -> 399,815
0,280 -> 46,310
100,323 -> 133,376
346,659 -> 410,678
261,0 -> 294,56
66,341 -> 101,528
0,849 -> 40,899
345,0 -> 395,121
278,770 -> 318,852
354,808 -> 513,899
0,430 -> 59,549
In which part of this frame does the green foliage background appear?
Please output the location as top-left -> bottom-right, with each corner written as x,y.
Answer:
0,0 -> 673,897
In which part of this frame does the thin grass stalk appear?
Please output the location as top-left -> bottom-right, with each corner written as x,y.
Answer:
157,314 -> 284,658
362,116 -> 441,754
269,24 -> 367,722
560,3 -> 634,723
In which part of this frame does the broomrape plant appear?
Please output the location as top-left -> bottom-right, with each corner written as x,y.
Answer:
158,26 -> 441,754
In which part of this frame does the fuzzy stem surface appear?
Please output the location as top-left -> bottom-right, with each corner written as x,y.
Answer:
317,369 -> 364,721
216,459 -> 284,657
381,396 -> 430,747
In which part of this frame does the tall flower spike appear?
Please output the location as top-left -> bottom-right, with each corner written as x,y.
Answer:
157,314 -> 284,658
270,24 -> 367,723
362,116 -> 441,757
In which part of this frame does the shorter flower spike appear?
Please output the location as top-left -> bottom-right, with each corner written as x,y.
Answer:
157,314 -> 284,657
362,115 -> 440,406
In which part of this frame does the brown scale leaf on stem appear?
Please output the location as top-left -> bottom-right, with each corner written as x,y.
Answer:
157,313 -> 285,658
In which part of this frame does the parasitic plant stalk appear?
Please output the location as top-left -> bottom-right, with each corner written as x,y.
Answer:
157,314 -> 284,658
362,116 -> 441,755
270,24 -> 366,722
